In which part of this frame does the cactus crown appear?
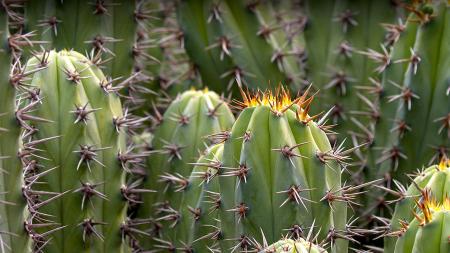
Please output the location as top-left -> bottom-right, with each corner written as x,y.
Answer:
437,156 -> 450,171
414,190 -> 450,225
237,85 -> 319,123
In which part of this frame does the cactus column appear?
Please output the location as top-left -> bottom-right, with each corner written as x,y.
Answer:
141,89 -> 234,232
363,1 -> 450,185
19,50 -> 135,252
0,3 -> 32,252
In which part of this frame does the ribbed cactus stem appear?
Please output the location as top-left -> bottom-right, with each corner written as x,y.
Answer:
218,88 -> 348,252
140,88 -> 234,248
20,50 -> 135,252
365,2 -> 450,184
177,0 -> 287,93
0,5 -> 32,252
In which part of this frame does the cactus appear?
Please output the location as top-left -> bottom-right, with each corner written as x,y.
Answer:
387,192 -> 450,253
9,49 -> 147,252
217,87 -> 350,252
351,2 -> 450,225
0,3 -> 33,252
260,238 -> 327,253
301,0 -> 400,142
139,88 -> 234,238
151,87 -> 361,252
359,1 -> 450,186
384,157 -> 450,252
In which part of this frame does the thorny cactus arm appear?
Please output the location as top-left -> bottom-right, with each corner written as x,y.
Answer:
139,89 -> 234,247
219,88 -> 348,253
0,4 -> 32,253
18,50 -> 145,253
364,2 -> 450,184
151,87 -> 371,253
385,184 -> 450,253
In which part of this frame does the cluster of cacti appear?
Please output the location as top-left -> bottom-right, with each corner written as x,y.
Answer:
0,0 -> 448,252
146,87 -> 361,252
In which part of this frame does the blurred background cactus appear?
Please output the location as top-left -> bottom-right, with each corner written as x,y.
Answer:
0,0 -> 448,252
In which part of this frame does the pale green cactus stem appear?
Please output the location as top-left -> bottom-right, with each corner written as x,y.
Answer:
217,87 -> 348,253
139,88 -> 234,248
388,189 -> 450,253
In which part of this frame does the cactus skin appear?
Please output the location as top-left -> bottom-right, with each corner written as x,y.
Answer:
177,0 -> 288,93
384,158 -> 450,253
22,50 -> 132,252
0,4 -> 33,252
363,2 -> 450,184
302,0 -> 399,143
260,238 -> 327,253
24,0 -> 137,80
140,89 -> 234,238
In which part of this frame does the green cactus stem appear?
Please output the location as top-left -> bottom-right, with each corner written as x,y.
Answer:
140,88 -> 234,246
17,50 -> 148,252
